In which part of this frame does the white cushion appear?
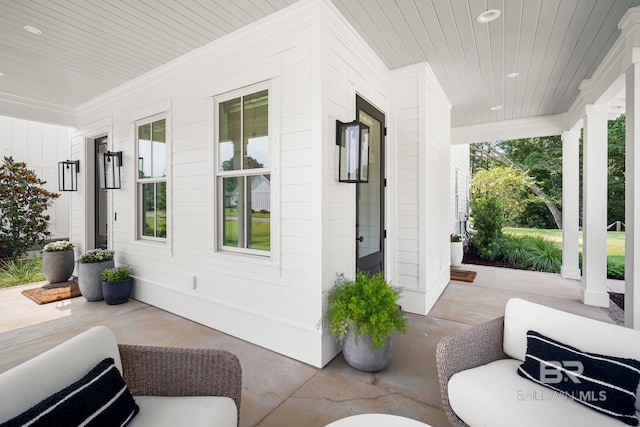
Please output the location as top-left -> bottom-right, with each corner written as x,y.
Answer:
0,325 -> 121,423
129,396 -> 237,427
448,359 -> 633,427
503,298 -> 640,362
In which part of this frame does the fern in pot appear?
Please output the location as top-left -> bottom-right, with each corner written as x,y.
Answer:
324,270 -> 407,372
101,266 -> 132,305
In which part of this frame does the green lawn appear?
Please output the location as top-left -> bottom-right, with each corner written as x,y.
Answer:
504,227 -> 625,257
0,257 -> 45,288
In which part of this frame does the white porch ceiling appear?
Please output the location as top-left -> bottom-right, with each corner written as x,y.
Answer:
0,0 -> 638,128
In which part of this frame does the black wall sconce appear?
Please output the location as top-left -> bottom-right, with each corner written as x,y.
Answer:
58,160 -> 80,191
336,120 -> 370,183
100,151 -> 123,189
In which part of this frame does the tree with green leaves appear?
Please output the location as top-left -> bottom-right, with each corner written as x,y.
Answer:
0,157 -> 59,258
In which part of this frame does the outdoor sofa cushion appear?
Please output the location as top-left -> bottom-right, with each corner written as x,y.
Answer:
448,359 -> 630,427
131,396 -> 237,427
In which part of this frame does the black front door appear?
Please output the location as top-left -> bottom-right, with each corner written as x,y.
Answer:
94,137 -> 108,249
356,96 -> 385,275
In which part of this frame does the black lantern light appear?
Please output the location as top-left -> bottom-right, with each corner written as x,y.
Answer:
58,160 -> 80,191
336,120 -> 370,183
101,151 -> 123,189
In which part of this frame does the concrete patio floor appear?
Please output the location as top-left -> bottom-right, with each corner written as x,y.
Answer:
0,264 -> 618,427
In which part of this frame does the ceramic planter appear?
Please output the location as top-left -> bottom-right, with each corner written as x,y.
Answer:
451,241 -> 464,267
342,328 -> 393,372
101,277 -> 132,305
42,250 -> 75,283
78,260 -> 114,301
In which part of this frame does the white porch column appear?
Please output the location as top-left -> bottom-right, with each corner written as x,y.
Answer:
581,104 -> 609,307
561,130 -> 581,280
626,61 -> 640,328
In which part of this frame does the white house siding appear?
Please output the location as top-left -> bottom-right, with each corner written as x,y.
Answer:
450,144 -> 470,234
390,65 -> 452,316
69,0 -> 452,368
0,115 -> 71,239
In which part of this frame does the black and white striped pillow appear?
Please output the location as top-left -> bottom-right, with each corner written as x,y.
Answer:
2,357 -> 139,427
518,330 -> 640,426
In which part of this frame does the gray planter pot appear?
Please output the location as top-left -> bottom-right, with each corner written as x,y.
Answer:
78,260 -> 114,301
102,277 -> 132,305
342,327 -> 393,372
42,250 -> 75,284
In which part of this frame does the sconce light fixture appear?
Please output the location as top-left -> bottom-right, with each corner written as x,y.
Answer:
58,160 -> 79,191
101,151 -> 123,189
336,120 -> 370,183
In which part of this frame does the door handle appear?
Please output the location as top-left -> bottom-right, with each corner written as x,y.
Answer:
357,236 -> 364,242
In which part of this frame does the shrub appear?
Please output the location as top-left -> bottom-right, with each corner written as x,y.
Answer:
0,157 -> 60,258
607,257 -> 625,280
323,271 -> 407,349
101,266 -> 131,282
43,240 -> 74,252
501,234 -> 531,268
470,195 -> 504,260
524,236 -> 562,273
78,249 -> 115,263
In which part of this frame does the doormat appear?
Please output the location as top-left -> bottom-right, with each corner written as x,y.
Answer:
450,268 -> 477,283
22,281 -> 81,305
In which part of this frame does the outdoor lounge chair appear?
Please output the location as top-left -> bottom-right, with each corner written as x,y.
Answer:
0,326 -> 242,426
437,298 -> 640,427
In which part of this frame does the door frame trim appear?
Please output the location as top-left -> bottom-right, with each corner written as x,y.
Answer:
355,94 -> 386,274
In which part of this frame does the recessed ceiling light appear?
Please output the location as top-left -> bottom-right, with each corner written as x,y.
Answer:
490,105 -> 503,111
506,72 -> 519,79
0,72 -> 4,78
477,9 -> 501,24
24,25 -> 42,35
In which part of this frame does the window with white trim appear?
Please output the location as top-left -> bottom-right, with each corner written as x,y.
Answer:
136,116 -> 167,241
216,87 -> 270,255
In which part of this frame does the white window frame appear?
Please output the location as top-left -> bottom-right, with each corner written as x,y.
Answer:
135,113 -> 169,243
214,82 -> 272,257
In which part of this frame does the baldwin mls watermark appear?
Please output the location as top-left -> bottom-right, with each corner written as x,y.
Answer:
517,360 -> 607,403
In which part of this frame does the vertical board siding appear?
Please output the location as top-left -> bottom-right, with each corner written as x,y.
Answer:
0,115 -> 71,239
450,144 -> 470,233
73,6 -> 320,364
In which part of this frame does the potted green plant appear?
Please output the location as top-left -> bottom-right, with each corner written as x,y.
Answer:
324,270 -> 407,372
101,266 -> 132,305
450,233 -> 465,267
41,240 -> 75,284
77,249 -> 115,301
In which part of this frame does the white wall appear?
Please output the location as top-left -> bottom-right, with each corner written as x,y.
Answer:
390,64 -> 452,316
70,0 -> 452,368
0,115 -> 71,239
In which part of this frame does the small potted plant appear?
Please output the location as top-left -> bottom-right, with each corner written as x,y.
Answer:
101,266 -> 132,305
41,240 -> 75,284
323,270 -> 407,372
77,249 -> 115,301
450,233 -> 465,267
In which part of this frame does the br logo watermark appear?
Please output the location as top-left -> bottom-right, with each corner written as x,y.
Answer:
540,360 -> 583,384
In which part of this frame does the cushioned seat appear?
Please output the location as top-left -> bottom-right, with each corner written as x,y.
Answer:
131,396 -> 237,426
448,359 -> 630,427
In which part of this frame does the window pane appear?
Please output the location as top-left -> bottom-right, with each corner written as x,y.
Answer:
243,90 -> 268,169
152,119 -> 166,178
141,182 -> 167,238
138,123 -> 151,178
156,181 -> 167,238
142,183 -> 156,237
219,98 -> 242,172
248,175 -> 270,251
222,177 -> 243,247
